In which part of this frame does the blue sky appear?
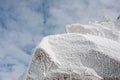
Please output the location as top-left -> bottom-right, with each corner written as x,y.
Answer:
0,0 -> 120,80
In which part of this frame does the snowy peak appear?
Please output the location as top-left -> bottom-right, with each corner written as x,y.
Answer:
21,17 -> 120,80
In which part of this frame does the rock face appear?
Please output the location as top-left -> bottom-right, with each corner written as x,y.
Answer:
21,21 -> 120,80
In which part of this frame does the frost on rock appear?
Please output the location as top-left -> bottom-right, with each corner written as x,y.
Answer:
21,17 -> 120,80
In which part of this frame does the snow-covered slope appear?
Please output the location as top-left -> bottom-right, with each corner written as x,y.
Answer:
21,19 -> 120,80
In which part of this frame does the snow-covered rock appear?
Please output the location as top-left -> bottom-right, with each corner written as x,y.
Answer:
21,33 -> 120,80
20,17 -> 120,80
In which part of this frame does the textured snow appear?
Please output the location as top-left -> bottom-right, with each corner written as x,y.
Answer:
21,20 -> 120,80
66,23 -> 120,42
21,34 -> 120,80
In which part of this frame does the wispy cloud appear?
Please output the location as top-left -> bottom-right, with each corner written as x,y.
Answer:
0,0 -> 120,80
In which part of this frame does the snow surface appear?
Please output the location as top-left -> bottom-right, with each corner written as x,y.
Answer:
66,23 -> 120,42
21,20 -> 120,80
